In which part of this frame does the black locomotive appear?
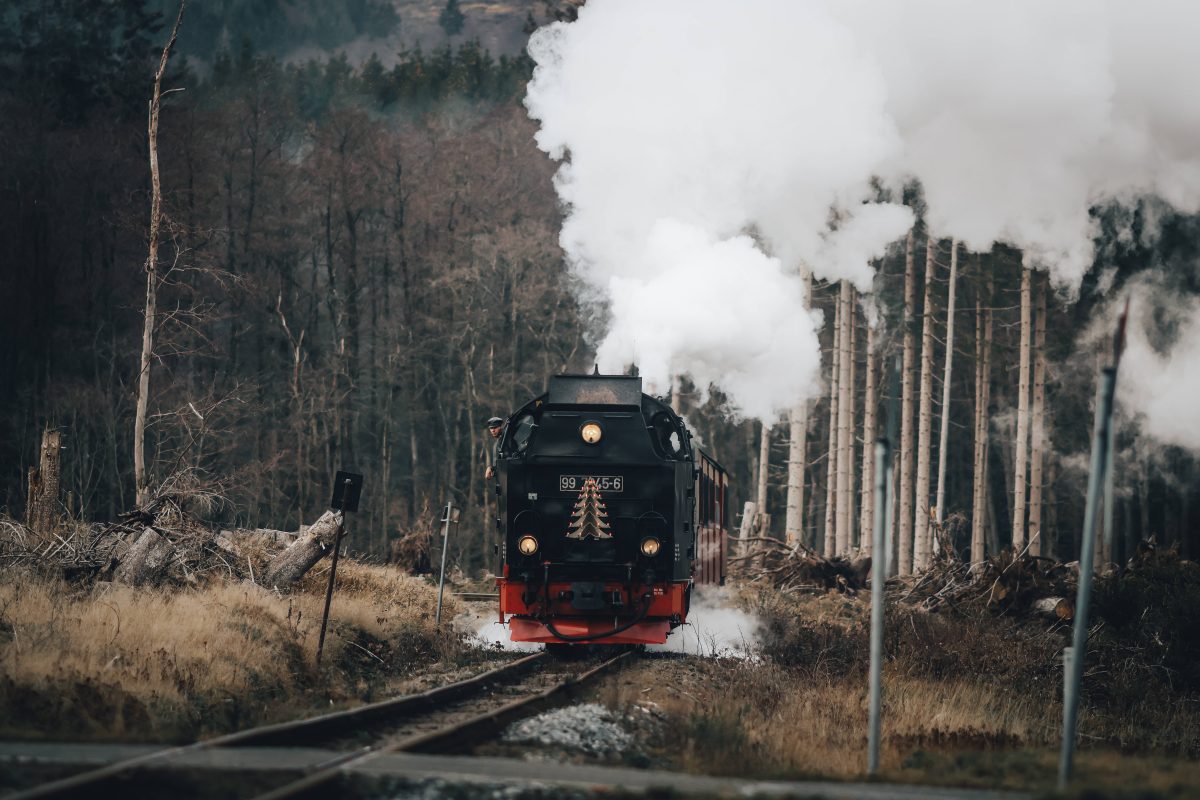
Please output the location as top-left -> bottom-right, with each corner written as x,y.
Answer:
492,372 -> 727,645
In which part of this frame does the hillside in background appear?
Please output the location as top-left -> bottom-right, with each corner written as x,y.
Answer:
148,0 -> 559,67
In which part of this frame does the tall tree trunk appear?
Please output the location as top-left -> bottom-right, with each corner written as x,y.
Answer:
859,323 -> 876,554
835,281 -> 853,555
935,240 -> 958,532
756,421 -> 771,546
1013,268 -> 1033,551
972,268 -> 994,565
1028,273 -> 1047,557
134,2 -> 185,507
824,293 -> 841,556
914,237 -> 937,572
847,286 -> 858,546
785,268 -> 813,548
899,229 -> 917,575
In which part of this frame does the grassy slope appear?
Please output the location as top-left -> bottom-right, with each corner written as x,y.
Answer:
0,562 -> 481,742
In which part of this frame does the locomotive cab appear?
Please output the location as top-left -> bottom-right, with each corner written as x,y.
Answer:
494,373 -> 726,645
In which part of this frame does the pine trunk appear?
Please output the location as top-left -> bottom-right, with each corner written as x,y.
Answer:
935,240 -> 958,529
971,270 -> 994,565
134,7 -> 184,507
756,421 -> 771,547
899,229 -> 917,575
914,237 -> 937,572
785,402 -> 808,547
835,281 -> 854,555
1013,268 -> 1032,551
785,269 -> 813,548
859,323 -> 877,554
824,294 -> 841,557
1028,273 -> 1047,557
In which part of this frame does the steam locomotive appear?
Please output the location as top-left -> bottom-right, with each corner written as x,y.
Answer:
492,373 -> 727,646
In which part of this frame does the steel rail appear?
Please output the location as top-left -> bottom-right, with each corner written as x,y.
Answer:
252,650 -> 633,800
6,652 -> 545,800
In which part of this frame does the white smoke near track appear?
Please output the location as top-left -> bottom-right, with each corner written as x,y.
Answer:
525,0 -> 1200,421
647,587 -> 761,659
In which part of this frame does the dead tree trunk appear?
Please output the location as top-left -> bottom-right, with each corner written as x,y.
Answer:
835,281 -> 854,555
1012,267 -> 1032,551
26,426 -> 63,537
847,286 -> 858,546
859,323 -> 877,554
824,293 -> 841,556
899,228 -> 917,575
971,269 -> 994,565
915,236 -> 937,572
115,527 -> 176,587
134,2 -> 185,507
1028,272 -> 1047,556
785,402 -> 808,548
755,421 -> 772,559
263,509 -> 343,587
785,268 -> 813,548
935,240 -> 958,530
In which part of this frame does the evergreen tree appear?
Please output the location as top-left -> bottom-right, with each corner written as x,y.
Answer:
439,0 -> 466,37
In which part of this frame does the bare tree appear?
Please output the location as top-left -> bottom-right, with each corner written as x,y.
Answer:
935,239 -> 958,531
835,280 -> 854,555
914,237 -> 937,571
859,321 -> 877,554
134,1 -> 186,507
1028,272 -> 1047,556
971,268 -> 994,565
824,293 -> 841,556
899,229 -> 917,575
1012,267 -> 1032,551
785,268 -> 813,548
755,420 -> 771,543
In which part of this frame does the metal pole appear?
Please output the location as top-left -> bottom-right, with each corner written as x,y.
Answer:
316,511 -> 345,664
435,501 -> 452,628
1102,413 -> 1117,566
1059,367 -> 1117,789
867,437 -> 891,776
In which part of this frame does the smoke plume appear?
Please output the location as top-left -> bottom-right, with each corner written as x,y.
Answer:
525,0 -> 1200,420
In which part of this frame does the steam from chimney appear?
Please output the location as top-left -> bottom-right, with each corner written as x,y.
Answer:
525,0 -> 1200,420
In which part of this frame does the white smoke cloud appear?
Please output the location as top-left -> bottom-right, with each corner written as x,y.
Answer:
1117,287 -> 1200,452
525,0 -> 1200,420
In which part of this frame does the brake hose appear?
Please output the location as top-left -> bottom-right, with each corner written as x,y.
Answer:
544,592 -> 654,642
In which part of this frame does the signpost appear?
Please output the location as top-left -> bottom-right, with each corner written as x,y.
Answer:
867,355 -> 901,777
435,501 -> 461,628
1059,302 -> 1127,789
317,471 -> 363,664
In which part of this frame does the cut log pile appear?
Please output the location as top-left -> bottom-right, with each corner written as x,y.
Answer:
736,536 -> 871,593
0,488 -> 341,590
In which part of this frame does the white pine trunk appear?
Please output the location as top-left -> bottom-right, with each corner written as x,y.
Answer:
899,229 -> 917,576
785,403 -> 808,548
835,281 -> 854,555
756,421 -> 771,535
1028,273 -> 1047,557
1012,268 -> 1032,551
935,240 -> 958,531
971,272 -> 994,565
824,294 -> 841,557
785,268 -> 813,548
914,237 -> 937,572
859,323 -> 877,554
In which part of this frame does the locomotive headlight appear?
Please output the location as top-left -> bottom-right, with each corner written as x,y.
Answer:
580,422 -> 603,444
517,535 -> 539,556
640,537 -> 661,557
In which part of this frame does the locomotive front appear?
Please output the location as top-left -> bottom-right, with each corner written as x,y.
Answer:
494,373 -> 696,645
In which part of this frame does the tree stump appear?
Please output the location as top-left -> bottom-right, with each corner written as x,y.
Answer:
263,509 -> 342,588
25,426 -> 63,537
115,527 -> 176,586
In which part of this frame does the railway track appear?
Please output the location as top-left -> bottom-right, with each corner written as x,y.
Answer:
8,649 -> 632,800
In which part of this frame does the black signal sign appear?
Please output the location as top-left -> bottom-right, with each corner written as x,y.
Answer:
330,471 -> 364,513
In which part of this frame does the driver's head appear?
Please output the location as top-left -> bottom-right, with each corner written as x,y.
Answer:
486,416 -> 504,437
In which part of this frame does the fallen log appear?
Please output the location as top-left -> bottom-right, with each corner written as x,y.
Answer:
114,527 -> 176,586
262,510 -> 342,588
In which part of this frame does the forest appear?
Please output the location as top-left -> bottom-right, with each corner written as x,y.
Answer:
2,0 -> 1198,575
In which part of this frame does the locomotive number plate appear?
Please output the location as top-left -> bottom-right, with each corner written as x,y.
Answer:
559,475 -> 624,493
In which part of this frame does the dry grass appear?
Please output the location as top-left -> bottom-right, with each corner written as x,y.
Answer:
0,562 -> 468,742
605,583 -> 1200,796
